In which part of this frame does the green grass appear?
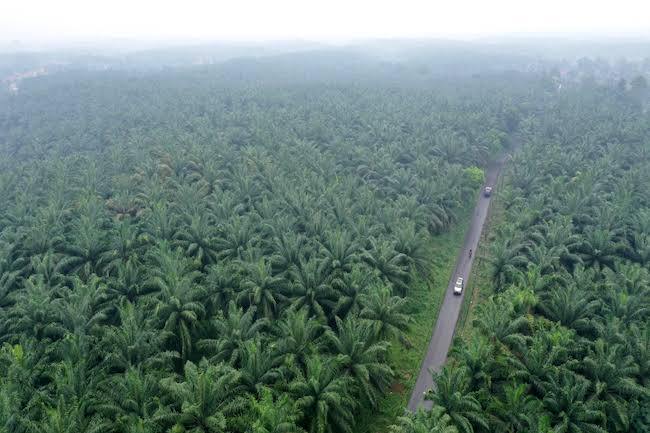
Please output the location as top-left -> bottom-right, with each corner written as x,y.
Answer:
456,238 -> 493,340
355,207 -> 473,433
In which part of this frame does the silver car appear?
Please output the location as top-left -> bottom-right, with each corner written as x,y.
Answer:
454,277 -> 464,295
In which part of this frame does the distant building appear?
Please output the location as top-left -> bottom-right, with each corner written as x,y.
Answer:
3,66 -> 49,94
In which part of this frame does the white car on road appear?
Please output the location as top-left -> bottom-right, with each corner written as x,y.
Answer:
453,277 -> 464,295
484,186 -> 492,197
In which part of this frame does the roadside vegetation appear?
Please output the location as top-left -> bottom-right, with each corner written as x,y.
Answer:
396,86 -> 650,433
456,172 -> 508,337
359,213 -> 471,432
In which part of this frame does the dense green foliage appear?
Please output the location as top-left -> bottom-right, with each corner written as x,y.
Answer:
0,55 -> 528,432
3,50 -> 648,433
398,86 -> 650,432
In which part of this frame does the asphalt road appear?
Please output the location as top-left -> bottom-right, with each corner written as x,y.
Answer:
406,153 -> 509,412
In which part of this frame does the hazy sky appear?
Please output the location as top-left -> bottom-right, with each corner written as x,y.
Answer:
3,0 -> 650,42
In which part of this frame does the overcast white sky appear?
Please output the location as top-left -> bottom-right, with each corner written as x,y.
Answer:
3,0 -> 650,42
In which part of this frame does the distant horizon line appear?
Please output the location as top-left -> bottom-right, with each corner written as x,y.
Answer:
4,30 -> 650,46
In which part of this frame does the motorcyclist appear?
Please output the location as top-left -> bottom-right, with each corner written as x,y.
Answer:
469,249 -> 472,258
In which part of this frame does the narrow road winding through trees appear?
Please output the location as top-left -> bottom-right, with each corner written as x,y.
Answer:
406,152 -> 510,412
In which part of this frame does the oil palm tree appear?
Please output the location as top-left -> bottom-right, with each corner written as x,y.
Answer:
425,367 -> 489,433
604,262 -> 650,296
156,290 -> 205,366
324,316 -> 393,408
359,287 -> 411,340
238,339 -> 283,396
390,406 -> 458,433
35,396 -> 91,433
44,336 -> 101,433
332,266 -> 372,319
393,195 -> 430,233
170,179 -> 210,217
511,330 -> 569,396
53,276 -> 111,338
58,215 -> 108,279
146,243 -> 206,364
317,231 -> 359,279
174,213 -> 219,268
7,276 -> 60,342
486,240 -> 528,291
30,251 -> 67,290
287,260 -> 335,320
361,240 -> 410,296
198,301 -> 268,366
600,286 -> 649,326
272,308 -> 322,372
248,387 -> 304,433
268,232 -> 307,276
627,324 -> 650,387
474,300 -> 528,354
538,285 -> 599,333
487,383 -> 540,433
216,216 -> 261,261
237,259 -> 286,320
141,202 -> 177,242
290,357 -> 355,433
522,245 -> 563,276
392,223 -> 431,277
574,228 -> 621,271
99,301 -> 173,372
542,369 -> 607,433
158,360 -> 247,433
92,368 -> 162,433
514,263 -> 560,295
579,339 -> 647,431
204,262 -> 238,316
98,219 -> 142,274
0,340 -> 47,430
629,233 -> 650,266
106,257 -> 151,304
19,206 -> 66,258
450,334 -> 496,393
0,249 -> 21,316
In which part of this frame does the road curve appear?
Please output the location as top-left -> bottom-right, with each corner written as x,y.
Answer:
406,152 -> 510,412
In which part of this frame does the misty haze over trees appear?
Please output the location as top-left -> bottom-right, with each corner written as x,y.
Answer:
0,38 -> 649,433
